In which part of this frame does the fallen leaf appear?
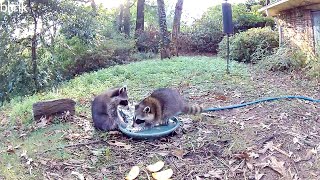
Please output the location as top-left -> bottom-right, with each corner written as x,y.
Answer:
7,145 -> 14,153
239,122 -> 245,130
292,137 -> 299,144
126,166 -> 140,180
108,131 -> 122,135
247,162 -> 254,170
171,149 -> 186,159
255,172 -> 265,180
259,141 -> 274,154
146,161 -> 164,172
27,158 -> 33,165
215,94 -> 227,101
229,159 -> 236,166
14,144 -> 21,149
156,151 -> 169,157
91,149 -> 103,156
208,169 -> 223,179
268,156 -> 288,177
260,123 -> 271,130
20,150 -> 28,159
19,133 -> 27,138
152,169 -> 173,180
71,171 -> 85,180
248,152 -> 259,159
108,141 -> 131,150
279,113 -> 288,120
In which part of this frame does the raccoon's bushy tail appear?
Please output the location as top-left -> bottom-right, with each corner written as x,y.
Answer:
183,105 -> 203,115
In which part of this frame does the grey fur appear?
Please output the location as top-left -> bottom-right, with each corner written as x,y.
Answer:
91,87 -> 128,131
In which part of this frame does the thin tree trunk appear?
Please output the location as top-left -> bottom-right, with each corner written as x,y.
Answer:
135,0 -> 145,51
91,0 -> 97,15
171,0 -> 183,57
135,0 -> 145,36
157,0 -> 171,59
117,5 -> 124,32
28,0 -> 39,91
123,0 -> 131,37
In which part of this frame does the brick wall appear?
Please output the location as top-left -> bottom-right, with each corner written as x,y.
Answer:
277,8 -> 315,56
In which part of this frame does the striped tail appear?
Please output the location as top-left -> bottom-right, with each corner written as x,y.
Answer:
183,105 -> 203,115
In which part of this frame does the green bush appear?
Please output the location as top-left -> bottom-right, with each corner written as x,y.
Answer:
258,45 -> 307,72
307,56 -> 320,79
136,28 -> 160,53
55,35 -> 136,77
218,27 -> 278,63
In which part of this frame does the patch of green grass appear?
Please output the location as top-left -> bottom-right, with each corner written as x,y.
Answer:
1,56 -> 249,125
0,123 -> 74,179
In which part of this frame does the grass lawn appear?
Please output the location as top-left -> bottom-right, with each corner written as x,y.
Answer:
0,56 -> 319,179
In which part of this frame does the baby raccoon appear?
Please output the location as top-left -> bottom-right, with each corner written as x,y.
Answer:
133,88 -> 202,128
91,86 -> 129,131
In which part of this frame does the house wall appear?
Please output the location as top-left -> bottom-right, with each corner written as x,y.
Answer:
276,7 -> 315,55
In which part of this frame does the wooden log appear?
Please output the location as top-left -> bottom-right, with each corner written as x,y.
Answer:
32,99 -> 76,121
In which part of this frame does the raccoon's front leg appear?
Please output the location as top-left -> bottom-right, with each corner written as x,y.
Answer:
116,110 -> 128,128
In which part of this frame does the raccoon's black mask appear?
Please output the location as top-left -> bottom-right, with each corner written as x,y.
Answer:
135,119 -> 145,124
119,100 -> 128,106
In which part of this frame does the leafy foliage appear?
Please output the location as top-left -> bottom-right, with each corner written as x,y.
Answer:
258,45 -> 307,72
218,27 -> 279,63
179,3 -> 274,54
307,54 -> 320,78
0,1 -> 136,103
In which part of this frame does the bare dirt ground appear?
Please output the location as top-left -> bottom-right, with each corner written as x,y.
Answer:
1,67 -> 319,180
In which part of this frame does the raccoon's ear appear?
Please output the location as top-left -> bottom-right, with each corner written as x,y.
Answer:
119,86 -> 127,94
143,106 -> 151,113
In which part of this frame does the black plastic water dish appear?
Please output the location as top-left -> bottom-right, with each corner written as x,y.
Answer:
118,110 -> 181,140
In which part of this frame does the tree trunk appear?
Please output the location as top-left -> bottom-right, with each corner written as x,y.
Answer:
135,0 -> 145,51
117,5 -> 124,32
157,0 -> 171,59
32,99 -> 76,121
28,0 -> 39,91
171,0 -> 183,57
91,0 -> 97,15
135,0 -> 145,36
123,0 -> 131,37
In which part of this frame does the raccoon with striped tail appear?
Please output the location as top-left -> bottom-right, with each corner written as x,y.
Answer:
133,88 -> 203,128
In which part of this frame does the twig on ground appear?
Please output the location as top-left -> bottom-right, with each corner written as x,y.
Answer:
143,168 -> 151,180
213,154 -> 230,169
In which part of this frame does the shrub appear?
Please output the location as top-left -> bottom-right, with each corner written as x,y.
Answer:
136,27 -> 160,53
307,56 -> 320,79
258,45 -> 307,72
218,27 -> 278,63
62,37 -> 135,77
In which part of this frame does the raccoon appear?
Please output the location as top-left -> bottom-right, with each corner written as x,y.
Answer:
91,86 -> 129,131
133,88 -> 202,128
